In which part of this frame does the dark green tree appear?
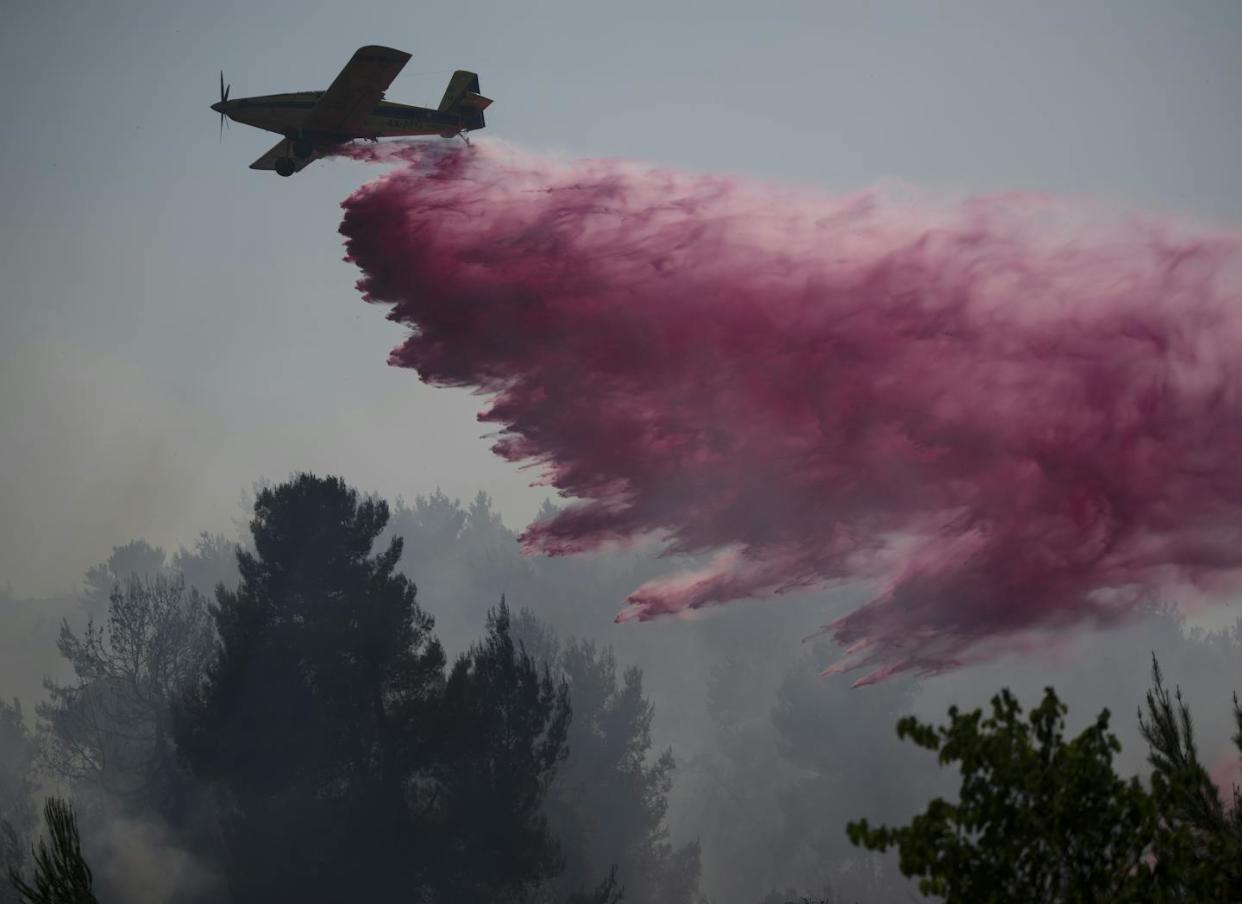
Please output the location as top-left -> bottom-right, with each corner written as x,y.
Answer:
8,798 -> 97,904
175,474 -> 446,904
1139,658 -> 1242,897
429,600 -> 571,902
847,686 -> 1238,903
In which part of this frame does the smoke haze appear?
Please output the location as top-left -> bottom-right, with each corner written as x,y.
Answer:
340,140 -> 1242,683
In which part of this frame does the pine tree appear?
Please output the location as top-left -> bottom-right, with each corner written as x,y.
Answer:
175,474 -> 445,904
429,600 -> 571,902
8,799 -> 97,904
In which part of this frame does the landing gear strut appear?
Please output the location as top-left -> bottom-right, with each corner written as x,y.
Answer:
291,138 -> 314,159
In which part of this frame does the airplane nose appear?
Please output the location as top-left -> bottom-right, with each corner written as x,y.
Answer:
211,101 -> 224,113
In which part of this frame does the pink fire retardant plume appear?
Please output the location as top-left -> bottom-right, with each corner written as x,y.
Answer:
1210,752 -> 1242,803
337,140 -> 1242,684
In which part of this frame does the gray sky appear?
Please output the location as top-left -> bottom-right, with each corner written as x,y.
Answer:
2,0 -> 1240,597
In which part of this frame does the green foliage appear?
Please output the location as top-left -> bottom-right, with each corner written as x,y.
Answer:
174,474 -> 578,904
8,798 -> 97,904
431,600 -> 571,902
176,474 -> 446,903
847,683 -> 1239,903
1139,657 -> 1242,897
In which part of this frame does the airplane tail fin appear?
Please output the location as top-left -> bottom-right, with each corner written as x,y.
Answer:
438,70 -> 492,130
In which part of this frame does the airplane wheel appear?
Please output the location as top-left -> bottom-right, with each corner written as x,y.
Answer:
274,158 -> 296,177
291,139 -> 314,159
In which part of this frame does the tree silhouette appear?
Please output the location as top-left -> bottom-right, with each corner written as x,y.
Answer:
8,798 -> 97,904
565,866 -> 624,904
80,541 -> 167,621
1139,657 -> 1242,897
511,610 -> 701,904
41,576 -> 213,821
428,600 -> 571,902
175,474 -> 446,904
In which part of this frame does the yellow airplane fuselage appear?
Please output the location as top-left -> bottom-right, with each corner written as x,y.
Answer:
219,92 -> 481,140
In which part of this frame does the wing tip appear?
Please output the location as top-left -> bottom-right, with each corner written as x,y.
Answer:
355,45 -> 412,63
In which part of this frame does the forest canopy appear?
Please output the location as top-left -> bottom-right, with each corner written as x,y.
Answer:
1,473 -> 1240,903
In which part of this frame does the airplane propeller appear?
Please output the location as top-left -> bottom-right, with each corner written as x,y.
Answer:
218,71 -> 231,141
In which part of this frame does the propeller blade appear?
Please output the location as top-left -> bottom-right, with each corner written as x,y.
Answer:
217,70 -> 231,141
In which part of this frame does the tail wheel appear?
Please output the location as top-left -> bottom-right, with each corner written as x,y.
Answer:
274,157 -> 296,177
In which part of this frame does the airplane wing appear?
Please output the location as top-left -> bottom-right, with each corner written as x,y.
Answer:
249,139 -> 319,173
302,45 -> 411,134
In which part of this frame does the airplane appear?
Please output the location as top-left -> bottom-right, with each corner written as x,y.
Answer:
210,45 -> 491,176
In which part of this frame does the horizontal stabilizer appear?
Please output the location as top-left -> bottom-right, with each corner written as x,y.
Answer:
455,91 -> 492,112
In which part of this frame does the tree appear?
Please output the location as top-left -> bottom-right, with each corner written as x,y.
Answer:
170,533 -> 241,602
80,535 -> 239,623
8,798 -> 98,904
384,491 -> 539,654
40,576 -> 214,821
512,611 -> 702,904
175,474 -> 446,904
81,541 -> 167,620
847,686 -> 1238,903
429,600 -> 571,903
1139,658 -> 1242,897
387,489 -> 468,574
565,866 -> 624,904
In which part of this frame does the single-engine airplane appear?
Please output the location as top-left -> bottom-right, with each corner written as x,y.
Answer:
211,45 -> 491,176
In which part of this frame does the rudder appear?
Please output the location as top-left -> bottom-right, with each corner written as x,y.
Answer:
438,70 -> 492,130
